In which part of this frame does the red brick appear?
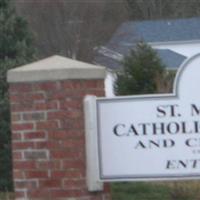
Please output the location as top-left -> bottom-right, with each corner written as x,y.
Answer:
61,140 -> 84,148
39,179 -> 61,188
50,151 -> 67,159
24,131 -> 46,140
49,189 -> 70,198
47,110 -> 81,120
15,191 -> 25,198
12,141 -> 34,150
51,170 -> 84,179
63,179 -> 86,190
10,93 -> 45,103
13,170 -> 24,179
104,183 -> 111,193
9,78 -> 110,200
50,150 -> 81,159
51,90 -> 80,98
47,90 -> 67,100
47,111 -> 67,120
12,132 -> 22,141
15,180 -> 37,189
11,114 -> 21,122
60,98 -> 82,109
14,161 -> 36,170
33,82 -> 60,91
9,83 -> 33,93
24,151 -> 47,160
61,81 -> 82,89
60,119 -> 83,130
36,121 -> 59,130
10,94 -> 19,102
11,101 -> 58,112
84,90 -> 105,97
37,161 -> 61,170
13,152 -> 23,160
48,130 -> 68,139
48,130 -> 84,140
12,123 -> 34,131
84,80 -> 104,88
34,101 -> 59,111
67,109 -> 82,119
50,189 -> 89,197
92,194 -> 111,200
27,189 -> 50,199
10,103 -> 32,112
35,141 -> 61,149
25,170 -> 48,179
27,93 -> 45,101
62,160 -> 84,169
23,112 -> 45,121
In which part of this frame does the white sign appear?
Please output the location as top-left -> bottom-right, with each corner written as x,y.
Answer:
84,53 -> 200,189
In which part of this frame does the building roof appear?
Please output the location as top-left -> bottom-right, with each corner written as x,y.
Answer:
94,17 -> 199,70
94,53 -> 121,70
109,17 -> 200,47
156,49 -> 186,70
95,48 -> 186,71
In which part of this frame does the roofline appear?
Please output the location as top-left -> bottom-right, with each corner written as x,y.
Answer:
149,39 -> 200,46
123,16 -> 200,26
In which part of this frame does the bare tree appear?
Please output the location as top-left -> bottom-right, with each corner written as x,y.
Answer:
15,0 -> 129,62
126,0 -> 173,20
126,0 -> 200,20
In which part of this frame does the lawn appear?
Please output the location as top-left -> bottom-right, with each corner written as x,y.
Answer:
0,193 -> 14,200
1,182 -> 200,200
112,181 -> 200,200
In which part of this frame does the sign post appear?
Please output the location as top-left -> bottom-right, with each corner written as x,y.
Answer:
84,53 -> 200,187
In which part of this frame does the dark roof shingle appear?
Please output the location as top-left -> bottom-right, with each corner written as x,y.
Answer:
95,17 -> 200,70
155,49 -> 186,70
109,17 -> 200,45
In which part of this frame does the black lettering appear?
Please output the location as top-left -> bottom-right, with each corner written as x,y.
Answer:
167,122 -> 180,134
113,124 -> 126,136
169,104 -> 179,117
128,124 -> 139,136
157,106 -> 166,118
185,138 -> 198,147
166,160 -> 175,169
134,141 -> 146,149
181,121 -> 193,134
178,160 -> 187,168
194,121 -> 200,133
149,140 -> 160,148
192,160 -> 197,168
163,139 -> 175,148
152,123 -> 165,135
138,123 -> 150,135
191,104 -> 200,116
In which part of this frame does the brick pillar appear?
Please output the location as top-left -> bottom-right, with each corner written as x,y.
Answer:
7,56 -> 111,200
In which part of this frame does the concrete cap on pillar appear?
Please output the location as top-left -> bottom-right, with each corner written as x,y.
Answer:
7,55 -> 106,83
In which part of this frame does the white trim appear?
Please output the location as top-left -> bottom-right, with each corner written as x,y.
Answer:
149,39 -> 200,46
7,55 -> 106,83
84,95 -> 103,191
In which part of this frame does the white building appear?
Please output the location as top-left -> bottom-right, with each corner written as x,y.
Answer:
94,17 -> 200,97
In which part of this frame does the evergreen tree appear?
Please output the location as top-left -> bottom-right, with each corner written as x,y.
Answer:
114,42 -> 165,95
0,0 -> 36,191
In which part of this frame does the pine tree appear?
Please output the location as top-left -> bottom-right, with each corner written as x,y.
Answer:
114,42 -> 166,95
0,0 -> 36,191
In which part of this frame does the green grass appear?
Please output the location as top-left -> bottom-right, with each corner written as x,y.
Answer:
112,181 -> 200,200
1,182 -> 200,200
0,192 -> 14,200
112,182 -> 171,200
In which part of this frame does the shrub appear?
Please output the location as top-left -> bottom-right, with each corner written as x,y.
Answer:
0,0 -> 36,191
